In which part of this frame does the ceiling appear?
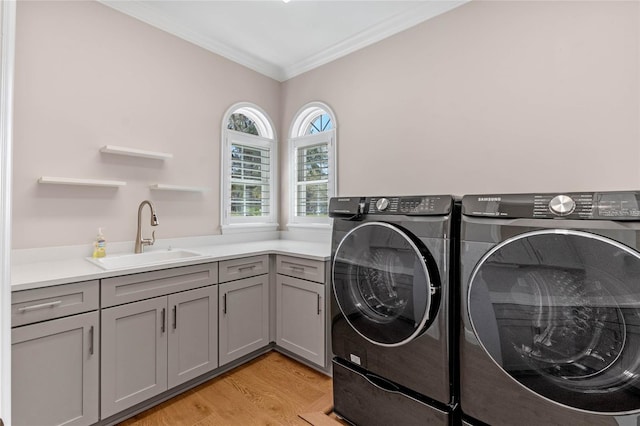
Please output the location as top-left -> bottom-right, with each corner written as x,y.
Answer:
99,0 -> 468,82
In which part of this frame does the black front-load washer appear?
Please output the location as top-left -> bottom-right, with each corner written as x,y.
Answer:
329,195 -> 459,426
460,191 -> 640,425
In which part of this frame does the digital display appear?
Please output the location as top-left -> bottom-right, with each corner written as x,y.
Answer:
596,192 -> 640,218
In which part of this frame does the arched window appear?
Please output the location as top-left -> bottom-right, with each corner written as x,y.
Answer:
305,113 -> 333,134
221,103 -> 277,232
289,102 -> 337,227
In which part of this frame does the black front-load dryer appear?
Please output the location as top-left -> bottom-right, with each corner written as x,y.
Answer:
330,195 -> 459,426
460,191 -> 640,426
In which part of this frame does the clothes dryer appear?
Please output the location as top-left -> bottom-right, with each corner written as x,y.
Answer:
460,191 -> 640,425
330,195 -> 459,426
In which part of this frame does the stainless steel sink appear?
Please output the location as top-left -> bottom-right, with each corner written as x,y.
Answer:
87,249 -> 206,270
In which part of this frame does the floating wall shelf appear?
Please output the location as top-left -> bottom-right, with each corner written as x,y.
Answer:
149,184 -> 209,193
38,176 -> 127,188
100,145 -> 173,160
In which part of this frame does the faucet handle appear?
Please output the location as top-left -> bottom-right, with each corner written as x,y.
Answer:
141,231 -> 156,247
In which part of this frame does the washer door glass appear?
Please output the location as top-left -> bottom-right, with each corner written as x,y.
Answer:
468,229 -> 640,414
332,222 -> 440,347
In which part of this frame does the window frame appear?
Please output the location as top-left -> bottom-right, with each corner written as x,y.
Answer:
221,103 -> 278,233
288,102 -> 337,229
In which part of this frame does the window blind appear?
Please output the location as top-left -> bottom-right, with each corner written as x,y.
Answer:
295,142 -> 329,217
230,143 -> 271,217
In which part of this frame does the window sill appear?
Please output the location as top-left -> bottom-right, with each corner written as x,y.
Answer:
221,223 -> 279,235
286,223 -> 331,231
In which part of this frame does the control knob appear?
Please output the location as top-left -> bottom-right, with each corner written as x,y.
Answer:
549,195 -> 575,216
376,198 -> 390,211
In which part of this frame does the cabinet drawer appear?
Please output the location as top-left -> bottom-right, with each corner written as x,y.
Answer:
276,255 -> 325,283
219,255 -> 269,283
333,359 -> 449,426
12,280 -> 99,327
102,263 -> 218,308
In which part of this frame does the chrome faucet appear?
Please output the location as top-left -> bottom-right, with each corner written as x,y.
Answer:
135,200 -> 159,253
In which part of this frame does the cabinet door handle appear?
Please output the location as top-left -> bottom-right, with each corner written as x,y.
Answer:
161,308 -> 166,333
223,294 -> 227,314
317,294 -> 322,315
173,305 -> 177,330
89,325 -> 94,355
18,300 -> 62,312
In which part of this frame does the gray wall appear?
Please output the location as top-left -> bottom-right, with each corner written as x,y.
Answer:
12,1 -> 640,248
281,0 -> 639,225
13,1 -> 281,248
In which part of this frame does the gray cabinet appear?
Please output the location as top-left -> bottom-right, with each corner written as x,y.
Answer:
275,256 -> 328,367
11,281 -> 100,426
10,250 -> 328,423
101,296 -> 167,418
168,286 -> 218,388
218,256 -> 270,366
100,263 -> 218,419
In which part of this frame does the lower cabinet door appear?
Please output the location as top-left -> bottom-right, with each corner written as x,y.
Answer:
276,275 -> 325,366
168,285 -> 218,388
219,274 -> 269,366
101,297 -> 168,419
12,311 -> 99,426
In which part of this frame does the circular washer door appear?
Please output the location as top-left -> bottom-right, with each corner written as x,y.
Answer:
332,222 -> 440,347
468,229 -> 640,414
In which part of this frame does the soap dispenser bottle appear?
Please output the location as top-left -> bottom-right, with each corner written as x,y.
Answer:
93,228 -> 106,258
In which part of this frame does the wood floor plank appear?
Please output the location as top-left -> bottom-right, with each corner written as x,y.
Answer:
119,351 -> 334,426
298,412 -> 344,426
119,389 -> 211,426
199,366 -> 310,424
228,357 -> 329,415
193,377 -> 285,425
301,391 -> 334,415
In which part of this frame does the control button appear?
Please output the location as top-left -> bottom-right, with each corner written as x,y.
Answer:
549,195 -> 576,216
376,198 -> 390,211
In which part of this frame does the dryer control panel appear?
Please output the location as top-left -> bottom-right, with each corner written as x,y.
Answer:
462,191 -> 640,220
368,195 -> 453,216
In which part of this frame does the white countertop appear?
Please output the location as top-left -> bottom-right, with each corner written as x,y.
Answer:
11,239 -> 331,291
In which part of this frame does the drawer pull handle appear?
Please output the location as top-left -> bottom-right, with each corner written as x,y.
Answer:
238,265 -> 256,272
290,265 -> 305,272
89,326 -> 95,355
364,372 -> 401,393
18,300 -> 62,312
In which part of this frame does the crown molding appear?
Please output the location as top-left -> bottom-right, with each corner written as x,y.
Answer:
98,0 -> 286,81
282,0 -> 469,81
98,0 -> 467,82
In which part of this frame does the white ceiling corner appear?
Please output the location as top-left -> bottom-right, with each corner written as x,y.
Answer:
98,1 -> 468,82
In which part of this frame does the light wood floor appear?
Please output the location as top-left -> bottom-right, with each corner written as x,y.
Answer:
119,351 -> 336,426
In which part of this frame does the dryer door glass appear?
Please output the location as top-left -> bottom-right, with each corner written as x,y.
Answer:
332,222 -> 440,347
468,229 -> 640,414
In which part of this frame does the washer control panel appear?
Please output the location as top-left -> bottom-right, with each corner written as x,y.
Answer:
534,193 -> 591,218
462,191 -> 640,220
368,195 -> 453,215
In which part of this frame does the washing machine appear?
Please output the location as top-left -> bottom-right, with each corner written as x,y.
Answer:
460,191 -> 640,425
329,195 -> 459,426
